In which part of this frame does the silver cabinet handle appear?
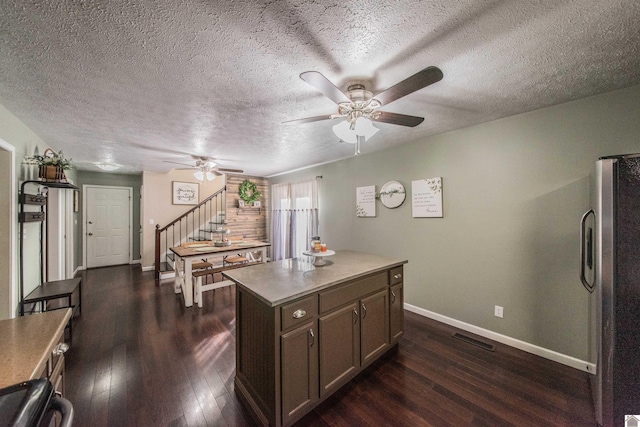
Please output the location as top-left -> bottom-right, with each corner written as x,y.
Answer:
309,328 -> 315,347
361,303 -> 367,318
292,309 -> 306,319
580,209 -> 595,293
393,274 -> 402,279
353,308 -> 358,324
391,290 -> 396,303
53,343 -> 69,356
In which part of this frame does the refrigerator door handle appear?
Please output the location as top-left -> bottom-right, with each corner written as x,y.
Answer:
580,209 -> 596,293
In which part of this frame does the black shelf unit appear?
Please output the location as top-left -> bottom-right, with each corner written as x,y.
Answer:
19,180 -> 78,317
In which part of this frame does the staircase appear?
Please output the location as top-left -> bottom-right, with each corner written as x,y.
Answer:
155,186 -> 227,279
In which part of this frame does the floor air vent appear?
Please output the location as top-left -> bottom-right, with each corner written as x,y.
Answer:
452,333 -> 496,351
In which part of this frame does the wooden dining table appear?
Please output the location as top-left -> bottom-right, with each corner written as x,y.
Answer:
169,240 -> 270,307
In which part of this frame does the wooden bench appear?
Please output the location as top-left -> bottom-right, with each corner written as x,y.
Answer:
193,262 -> 261,308
23,277 -> 82,340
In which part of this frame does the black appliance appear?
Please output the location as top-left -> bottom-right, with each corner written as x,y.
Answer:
0,379 -> 73,427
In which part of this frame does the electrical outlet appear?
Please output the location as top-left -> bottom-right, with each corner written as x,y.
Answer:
494,305 -> 504,318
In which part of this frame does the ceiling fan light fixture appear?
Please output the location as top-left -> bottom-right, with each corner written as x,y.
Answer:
194,170 -> 205,181
355,117 -> 379,139
95,163 -> 120,172
332,117 -> 378,144
205,171 -> 216,181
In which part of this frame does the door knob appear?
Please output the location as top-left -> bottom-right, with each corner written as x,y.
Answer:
88,232 -> 93,236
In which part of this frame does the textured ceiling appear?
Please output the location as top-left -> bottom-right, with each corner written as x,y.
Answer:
1,0 -> 639,177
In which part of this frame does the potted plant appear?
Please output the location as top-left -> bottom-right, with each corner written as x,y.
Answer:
30,149 -> 73,182
238,179 -> 261,207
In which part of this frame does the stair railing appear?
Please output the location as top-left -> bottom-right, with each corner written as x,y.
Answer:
155,186 -> 226,279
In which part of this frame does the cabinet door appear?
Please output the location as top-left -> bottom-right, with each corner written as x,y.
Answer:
360,289 -> 389,366
390,283 -> 404,342
281,321 -> 318,424
318,302 -> 360,396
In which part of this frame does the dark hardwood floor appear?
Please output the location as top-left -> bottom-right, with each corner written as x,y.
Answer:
65,265 -> 597,426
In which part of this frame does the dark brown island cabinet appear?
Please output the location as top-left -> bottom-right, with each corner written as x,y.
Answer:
224,250 -> 407,427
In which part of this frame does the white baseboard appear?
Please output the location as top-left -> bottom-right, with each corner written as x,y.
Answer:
404,303 -> 596,374
130,259 -> 141,265
141,265 -> 155,272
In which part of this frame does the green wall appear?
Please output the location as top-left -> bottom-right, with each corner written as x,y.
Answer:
74,170 -> 143,269
269,84 -> 640,361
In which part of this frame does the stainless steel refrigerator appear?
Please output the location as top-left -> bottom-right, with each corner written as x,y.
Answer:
580,154 -> 640,427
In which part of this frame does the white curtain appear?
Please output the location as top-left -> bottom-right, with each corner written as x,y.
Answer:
271,179 -> 319,261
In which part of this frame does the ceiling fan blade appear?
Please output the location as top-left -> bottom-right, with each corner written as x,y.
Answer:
374,66 -> 443,106
215,167 -> 244,174
372,111 -> 424,127
163,160 -> 197,168
300,71 -> 350,105
282,114 -> 335,125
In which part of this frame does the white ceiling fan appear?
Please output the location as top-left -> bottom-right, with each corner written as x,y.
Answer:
164,156 -> 244,181
284,66 -> 443,154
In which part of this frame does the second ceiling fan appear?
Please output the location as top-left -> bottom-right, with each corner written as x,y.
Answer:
164,156 -> 243,181
284,66 -> 443,150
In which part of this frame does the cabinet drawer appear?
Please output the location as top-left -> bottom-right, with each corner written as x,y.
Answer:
281,295 -> 317,331
319,272 -> 387,314
390,266 -> 403,286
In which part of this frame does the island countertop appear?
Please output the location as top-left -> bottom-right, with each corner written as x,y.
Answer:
223,250 -> 407,307
0,309 -> 71,389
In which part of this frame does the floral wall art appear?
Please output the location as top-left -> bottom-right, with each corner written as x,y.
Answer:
412,177 -> 443,217
356,185 -> 376,217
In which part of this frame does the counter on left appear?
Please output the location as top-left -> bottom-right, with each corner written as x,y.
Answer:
0,309 -> 71,392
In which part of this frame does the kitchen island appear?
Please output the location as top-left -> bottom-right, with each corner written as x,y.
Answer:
224,250 -> 407,427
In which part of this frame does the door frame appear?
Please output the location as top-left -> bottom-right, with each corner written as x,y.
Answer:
82,185 -> 133,269
0,138 -> 16,318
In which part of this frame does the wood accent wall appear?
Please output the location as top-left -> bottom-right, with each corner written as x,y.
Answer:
225,175 -> 268,242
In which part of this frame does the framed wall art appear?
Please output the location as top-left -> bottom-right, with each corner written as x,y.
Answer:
412,177 -> 443,217
173,181 -> 199,205
356,185 -> 376,217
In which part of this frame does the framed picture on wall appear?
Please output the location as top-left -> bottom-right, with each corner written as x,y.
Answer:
172,181 -> 199,205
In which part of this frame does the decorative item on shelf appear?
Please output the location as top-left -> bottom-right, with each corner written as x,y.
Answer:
377,180 -> 406,209
239,179 -> 261,205
21,147 -> 39,181
29,148 -> 73,182
238,200 -> 245,207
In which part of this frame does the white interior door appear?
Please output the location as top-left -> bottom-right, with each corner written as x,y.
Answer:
86,186 -> 131,268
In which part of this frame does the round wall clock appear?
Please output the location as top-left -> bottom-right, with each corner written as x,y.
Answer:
379,180 -> 406,208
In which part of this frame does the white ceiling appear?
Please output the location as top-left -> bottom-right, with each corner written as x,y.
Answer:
1,0 -> 639,177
